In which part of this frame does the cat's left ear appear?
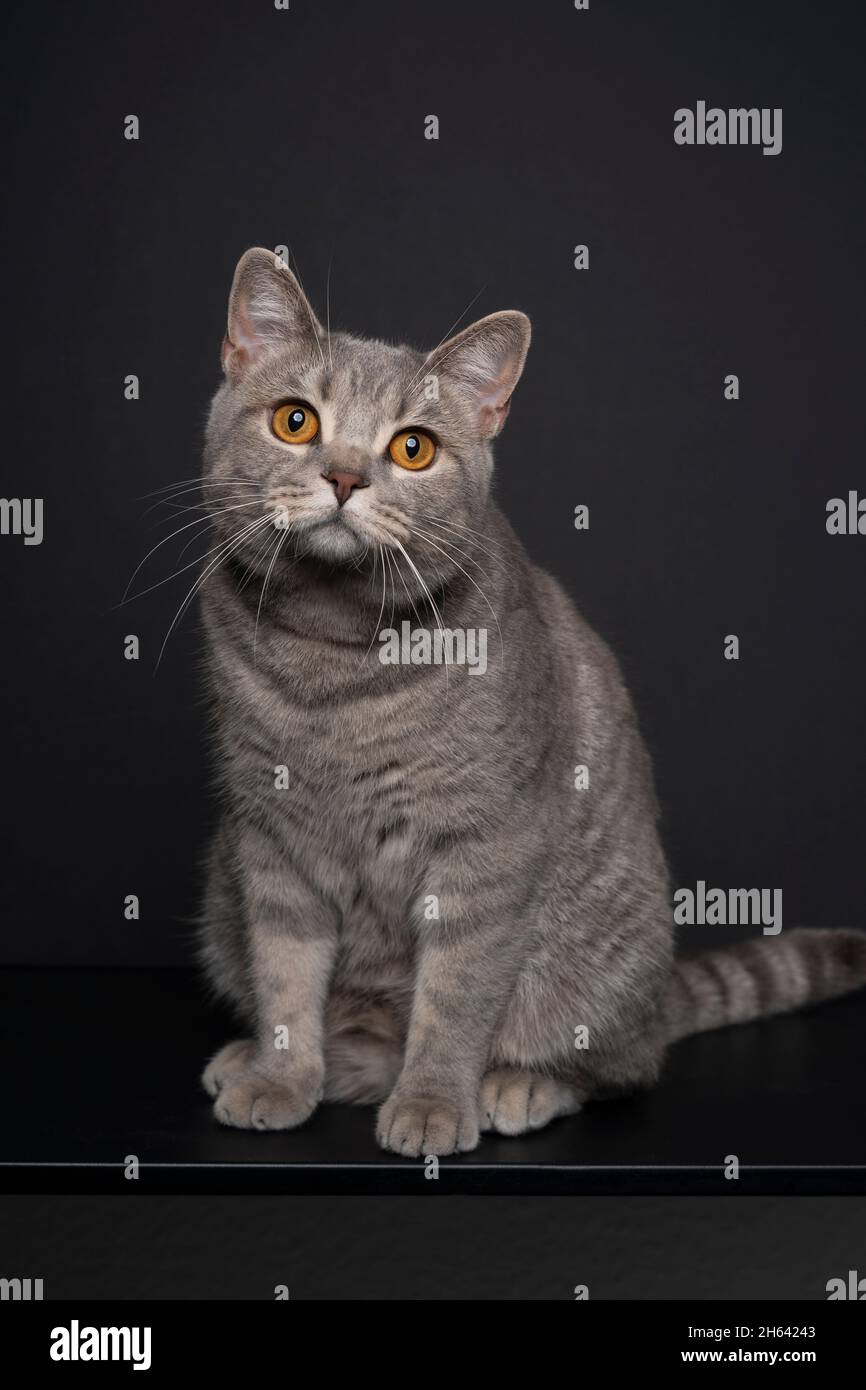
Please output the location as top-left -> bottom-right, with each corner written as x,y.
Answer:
425,310 -> 531,439
222,247 -> 324,378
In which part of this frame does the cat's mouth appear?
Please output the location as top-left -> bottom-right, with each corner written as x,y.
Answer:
303,508 -> 367,562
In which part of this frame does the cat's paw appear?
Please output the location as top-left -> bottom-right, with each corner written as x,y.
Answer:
376,1092 -> 480,1157
201,1038 -> 257,1097
203,1039 -> 322,1131
479,1067 -> 583,1135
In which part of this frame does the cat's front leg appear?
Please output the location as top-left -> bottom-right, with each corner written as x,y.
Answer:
376,873 -> 524,1157
203,830 -> 338,1131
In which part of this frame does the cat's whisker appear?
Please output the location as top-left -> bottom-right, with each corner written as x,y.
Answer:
420,509 -> 505,556
361,543 -> 389,665
140,477 -> 261,504
383,545 -> 398,634
406,319 -> 497,396
325,256 -> 334,373
253,522 -> 292,663
122,500 -> 265,603
139,512 -> 278,606
410,519 -> 493,577
403,283 -> 487,394
391,538 -> 450,693
172,501 -> 269,565
155,512 -> 279,671
388,543 -> 430,642
141,481 -> 262,521
237,515 -> 294,594
173,519 -> 221,567
417,514 -> 506,577
408,525 -> 503,654
152,500 -> 203,518
285,244 -> 328,374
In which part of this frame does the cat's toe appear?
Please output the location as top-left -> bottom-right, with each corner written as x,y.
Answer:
376,1094 -> 479,1157
213,1070 -> 321,1130
249,1081 -> 320,1130
480,1067 -> 582,1135
201,1038 -> 256,1097
204,1037 -> 325,1127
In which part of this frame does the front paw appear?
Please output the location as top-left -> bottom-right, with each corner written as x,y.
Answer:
376,1091 -> 480,1157
203,1039 -> 322,1131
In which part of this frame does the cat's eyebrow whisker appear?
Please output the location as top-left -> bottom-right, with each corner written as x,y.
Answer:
122,500 -> 265,603
403,283 -> 487,394
325,257 -> 334,373
285,244 -> 328,373
155,513 -> 279,671
408,525 -> 503,653
405,318 -> 495,397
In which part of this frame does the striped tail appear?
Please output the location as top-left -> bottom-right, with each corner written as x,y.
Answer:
662,927 -> 866,1043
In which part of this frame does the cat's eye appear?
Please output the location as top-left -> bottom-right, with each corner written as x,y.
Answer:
388,429 -> 436,471
271,403 -> 320,445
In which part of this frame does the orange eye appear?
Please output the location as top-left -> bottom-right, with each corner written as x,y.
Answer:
388,429 -> 436,471
272,403 -> 319,444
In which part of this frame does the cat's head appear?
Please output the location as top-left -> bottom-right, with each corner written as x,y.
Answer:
204,247 -> 530,593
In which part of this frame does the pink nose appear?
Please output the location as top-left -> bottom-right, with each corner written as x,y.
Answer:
324,470 -> 365,506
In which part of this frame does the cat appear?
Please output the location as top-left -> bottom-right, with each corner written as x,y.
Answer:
197,246 -> 866,1156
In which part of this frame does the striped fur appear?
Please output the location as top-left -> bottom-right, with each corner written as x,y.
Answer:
663,928 -> 866,1042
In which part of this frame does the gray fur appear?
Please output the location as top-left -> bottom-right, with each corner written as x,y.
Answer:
197,248 -> 866,1155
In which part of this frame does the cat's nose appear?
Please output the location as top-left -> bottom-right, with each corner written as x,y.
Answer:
323,470 -> 367,507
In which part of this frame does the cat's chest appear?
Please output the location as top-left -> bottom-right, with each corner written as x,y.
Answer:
221,627 -> 488,854
283,701 -> 426,831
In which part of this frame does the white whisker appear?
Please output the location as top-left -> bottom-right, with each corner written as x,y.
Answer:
361,543 -> 389,665
154,512 -> 278,670
286,245 -> 328,373
325,257 -> 334,373
391,538 -> 449,693
404,284 -> 487,394
122,500 -> 263,603
253,523 -> 291,663
408,524 -> 503,653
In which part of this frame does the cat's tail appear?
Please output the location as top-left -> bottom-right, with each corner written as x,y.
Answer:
662,927 -> 866,1043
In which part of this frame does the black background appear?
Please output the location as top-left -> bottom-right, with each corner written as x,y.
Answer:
3,1195 -> 865,1299
2,0 -> 865,967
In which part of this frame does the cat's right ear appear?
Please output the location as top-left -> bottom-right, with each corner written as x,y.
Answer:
221,248 -> 324,378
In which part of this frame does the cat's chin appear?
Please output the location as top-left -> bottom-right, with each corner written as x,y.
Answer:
302,516 -> 366,565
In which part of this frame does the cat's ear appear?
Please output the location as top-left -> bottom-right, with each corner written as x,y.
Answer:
425,310 -> 531,439
222,248 -> 324,377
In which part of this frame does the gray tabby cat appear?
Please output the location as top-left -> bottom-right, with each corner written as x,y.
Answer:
198,247 -> 866,1156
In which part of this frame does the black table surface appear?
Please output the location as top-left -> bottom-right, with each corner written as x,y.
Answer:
2,967 -> 864,1193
